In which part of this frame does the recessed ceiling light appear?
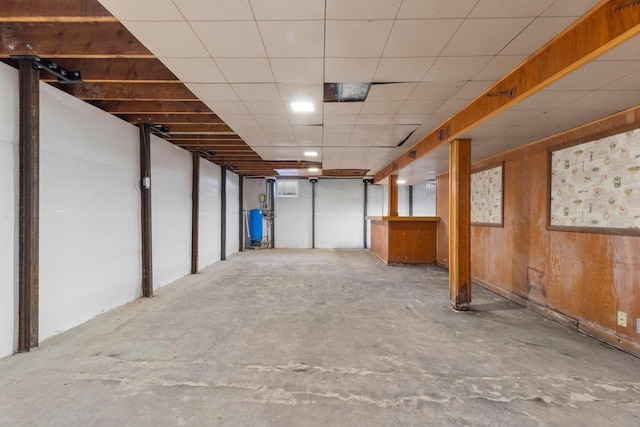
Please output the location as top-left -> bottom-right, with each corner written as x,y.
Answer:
397,179 -> 406,184
291,101 -> 314,113
308,167 -> 320,172
304,151 -> 318,157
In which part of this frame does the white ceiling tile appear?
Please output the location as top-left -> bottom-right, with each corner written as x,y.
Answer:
260,124 -> 292,133
390,114 -> 425,125
159,58 -> 225,83
324,114 -> 359,125
399,100 -> 445,114
423,56 -> 493,81
326,0 -> 402,20
217,113 -> 257,127
409,81 -> 466,100
215,58 -> 274,83
474,56 -> 526,80
434,99 -> 468,114
292,125 -> 323,135
360,101 -> 404,114
322,159 -> 343,168
232,83 -> 281,101
523,110 -> 595,128
323,134 -> 351,144
121,21 -> 208,57
323,102 -> 363,115
470,0 -> 555,18
560,91 -> 640,111
323,125 -> 355,134
207,101 -> 249,114
326,20 -> 394,58
510,89 -> 588,110
366,83 -> 418,101
482,110 -> 544,126
187,83 -> 239,101
278,84 -> 324,104
596,36 -> 640,61
100,0 -> 182,20
501,17 -> 576,55
191,21 -> 266,57
383,19 -> 462,57
252,147 -> 278,159
545,61 -> 640,91
442,18 -> 533,56
397,0 -> 479,19
374,134 -> 402,146
325,58 -> 380,82
451,81 -> 493,100
541,0 -> 600,17
224,123 -> 263,133
266,132 -> 296,143
355,114 -> 394,125
295,135 -> 323,145
270,58 -> 324,84
373,57 -> 436,82
323,147 -> 346,155
254,114 -> 291,125
353,124 -> 388,134
174,0 -> 254,20
384,124 -> 419,137
600,69 -> 640,91
288,113 -> 323,125
244,101 -> 286,115
257,21 -> 324,58
249,0 -> 325,20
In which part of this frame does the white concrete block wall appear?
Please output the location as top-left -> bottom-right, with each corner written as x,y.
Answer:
316,179 -> 364,248
225,172 -> 240,256
413,183 -> 437,216
0,63 -> 19,357
151,137 -> 192,287
274,179 -> 313,248
38,83 -> 142,340
199,159 -> 221,268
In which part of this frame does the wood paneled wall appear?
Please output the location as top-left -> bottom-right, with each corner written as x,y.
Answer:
437,107 -> 640,355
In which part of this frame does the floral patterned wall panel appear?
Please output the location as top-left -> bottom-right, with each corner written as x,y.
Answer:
471,165 -> 503,226
550,129 -> 640,231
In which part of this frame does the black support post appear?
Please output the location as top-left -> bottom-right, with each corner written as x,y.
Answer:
18,59 -> 40,352
191,152 -> 200,274
311,179 -> 317,249
239,176 -> 244,252
221,167 -> 227,260
409,185 -> 414,216
363,179 -> 368,249
139,124 -> 153,297
267,178 -> 275,248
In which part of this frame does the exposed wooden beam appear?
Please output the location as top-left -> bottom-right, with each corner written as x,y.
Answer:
118,113 -> 224,125
374,1 -> 640,183
169,134 -> 243,141
0,22 -> 152,58
39,58 -> 178,82
55,82 -> 197,101
449,139 -> 471,311
166,124 -> 234,133
0,0 -> 112,19
89,100 -> 212,114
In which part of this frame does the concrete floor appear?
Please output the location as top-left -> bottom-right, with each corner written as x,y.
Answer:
0,250 -> 639,426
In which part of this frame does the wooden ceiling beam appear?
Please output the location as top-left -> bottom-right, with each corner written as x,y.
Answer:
38,58 -> 178,82
374,1 -> 640,183
0,0 -> 112,19
54,82 -> 197,101
88,100 -> 212,114
0,22 -> 152,58
169,135 -> 243,141
118,113 -> 224,125
165,123 -> 235,133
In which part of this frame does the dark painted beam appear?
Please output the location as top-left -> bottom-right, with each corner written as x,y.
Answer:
311,179 -> 317,249
221,166 -> 227,261
409,185 -> 414,217
18,58 -> 40,352
191,152 -> 200,274
363,179 -> 368,249
139,124 -> 153,297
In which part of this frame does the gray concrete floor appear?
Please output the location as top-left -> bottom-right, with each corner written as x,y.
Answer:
1,249 -> 639,426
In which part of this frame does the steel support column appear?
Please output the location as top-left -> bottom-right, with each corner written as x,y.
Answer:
311,179 -> 317,249
18,59 -> 40,352
139,124 -> 153,297
191,152 -> 200,274
363,179 -> 369,248
238,176 -> 244,252
409,185 -> 414,216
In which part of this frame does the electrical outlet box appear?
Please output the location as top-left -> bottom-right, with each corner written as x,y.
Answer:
617,311 -> 627,327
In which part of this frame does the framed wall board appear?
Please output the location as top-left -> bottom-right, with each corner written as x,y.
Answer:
548,128 -> 640,236
471,163 -> 504,227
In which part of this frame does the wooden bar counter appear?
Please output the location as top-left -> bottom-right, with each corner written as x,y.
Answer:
367,216 -> 440,265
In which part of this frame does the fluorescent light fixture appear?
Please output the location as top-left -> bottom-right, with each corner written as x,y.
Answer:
304,151 -> 318,157
291,101 -> 314,113
397,179 -> 406,184
308,167 -> 320,173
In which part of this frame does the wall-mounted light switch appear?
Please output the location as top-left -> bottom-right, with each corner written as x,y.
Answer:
617,311 -> 627,327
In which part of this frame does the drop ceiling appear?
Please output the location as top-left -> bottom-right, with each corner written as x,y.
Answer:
3,0 -> 640,182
